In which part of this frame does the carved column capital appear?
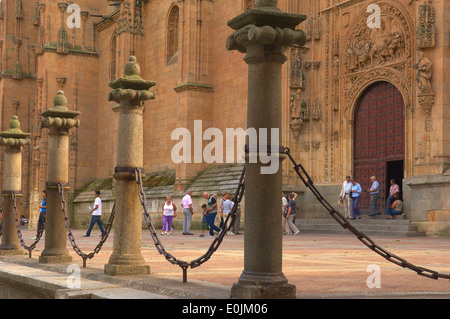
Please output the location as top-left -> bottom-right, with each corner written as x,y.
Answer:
227,25 -> 306,64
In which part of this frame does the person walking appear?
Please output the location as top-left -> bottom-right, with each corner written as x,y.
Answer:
219,192 -> 229,229
32,190 -> 47,239
222,194 -> 235,235
161,196 -> 177,235
285,192 -> 300,235
231,195 -> 242,235
350,179 -> 362,219
84,190 -> 105,237
199,204 -> 209,237
203,192 -> 221,237
339,176 -> 352,219
180,190 -> 194,235
368,176 -> 381,216
282,192 -> 288,235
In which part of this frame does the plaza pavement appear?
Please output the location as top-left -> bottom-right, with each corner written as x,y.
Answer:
0,227 -> 449,299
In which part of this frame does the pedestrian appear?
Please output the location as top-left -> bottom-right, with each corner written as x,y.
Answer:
368,176 -> 381,216
282,192 -> 288,234
203,192 -> 221,237
83,190 -> 105,237
219,192 -> 228,229
213,193 -> 221,228
32,190 -> 47,240
339,176 -> 352,219
285,192 -> 300,235
20,215 -> 28,227
350,178 -> 362,219
386,198 -> 403,219
222,194 -> 235,235
199,204 -> 209,237
386,179 -> 400,209
231,195 -> 242,235
161,196 -> 177,235
180,190 -> 194,235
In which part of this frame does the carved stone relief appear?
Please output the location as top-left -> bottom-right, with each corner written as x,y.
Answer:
288,45 -> 321,142
416,1 -> 436,49
343,2 -> 414,119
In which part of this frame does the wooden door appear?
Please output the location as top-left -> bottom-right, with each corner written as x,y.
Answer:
353,82 -> 405,210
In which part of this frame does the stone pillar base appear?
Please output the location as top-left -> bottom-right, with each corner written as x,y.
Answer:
39,255 -> 73,264
104,264 -> 150,276
230,271 -> 296,299
0,247 -> 23,256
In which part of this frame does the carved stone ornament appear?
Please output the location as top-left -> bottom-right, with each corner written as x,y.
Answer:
343,2 -> 414,120
416,1 -> 436,49
344,2 -> 412,74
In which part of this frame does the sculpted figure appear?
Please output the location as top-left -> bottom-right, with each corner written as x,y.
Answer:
413,51 -> 433,94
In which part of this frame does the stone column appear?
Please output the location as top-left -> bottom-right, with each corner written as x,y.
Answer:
226,0 -> 306,299
0,116 -> 30,255
104,56 -> 156,276
39,91 -> 80,263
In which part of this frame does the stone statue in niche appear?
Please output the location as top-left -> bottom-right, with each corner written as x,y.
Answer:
290,118 -> 303,142
289,89 -> 304,141
413,51 -> 433,94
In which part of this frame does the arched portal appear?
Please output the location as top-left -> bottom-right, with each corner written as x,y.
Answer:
353,81 -> 405,211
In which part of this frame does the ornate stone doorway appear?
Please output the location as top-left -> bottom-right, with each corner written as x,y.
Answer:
353,81 -> 405,211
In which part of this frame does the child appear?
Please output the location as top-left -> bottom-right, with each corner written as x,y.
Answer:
199,204 -> 209,237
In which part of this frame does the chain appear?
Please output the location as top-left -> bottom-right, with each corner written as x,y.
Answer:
11,191 -> 44,258
57,183 -> 116,268
283,147 -> 450,281
135,167 -> 245,281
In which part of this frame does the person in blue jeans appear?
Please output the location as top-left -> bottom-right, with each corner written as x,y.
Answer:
203,192 -> 221,237
32,190 -> 47,239
84,190 -> 105,237
350,178 -> 362,219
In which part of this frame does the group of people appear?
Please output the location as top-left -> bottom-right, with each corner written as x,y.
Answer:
340,176 -> 403,220
162,190 -> 241,238
24,175 -> 404,241
282,192 -> 300,235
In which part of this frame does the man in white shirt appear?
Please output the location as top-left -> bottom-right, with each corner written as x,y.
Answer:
339,176 -> 352,219
180,190 -> 194,235
84,190 -> 105,237
368,176 -> 381,216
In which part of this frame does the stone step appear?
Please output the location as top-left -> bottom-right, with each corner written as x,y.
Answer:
295,219 -> 425,237
299,218 -> 412,226
187,164 -> 244,195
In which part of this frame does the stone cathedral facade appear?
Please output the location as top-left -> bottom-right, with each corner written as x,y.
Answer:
0,0 -> 448,236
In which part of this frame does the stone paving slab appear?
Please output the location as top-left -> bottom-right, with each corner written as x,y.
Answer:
0,228 -> 449,299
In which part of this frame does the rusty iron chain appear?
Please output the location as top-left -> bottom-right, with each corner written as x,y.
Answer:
134,167 -> 245,282
57,183 -> 116,268
11,191 -> 44,258
283,147 -> 450,281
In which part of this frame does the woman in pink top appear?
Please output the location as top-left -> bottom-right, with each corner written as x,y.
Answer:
386,179 -> 400,209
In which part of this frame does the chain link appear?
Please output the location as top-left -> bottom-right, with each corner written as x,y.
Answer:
283,147 -> 450,281
10,192 -> 44,257
135,167 -> 245,279
57,183 -> 116,267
